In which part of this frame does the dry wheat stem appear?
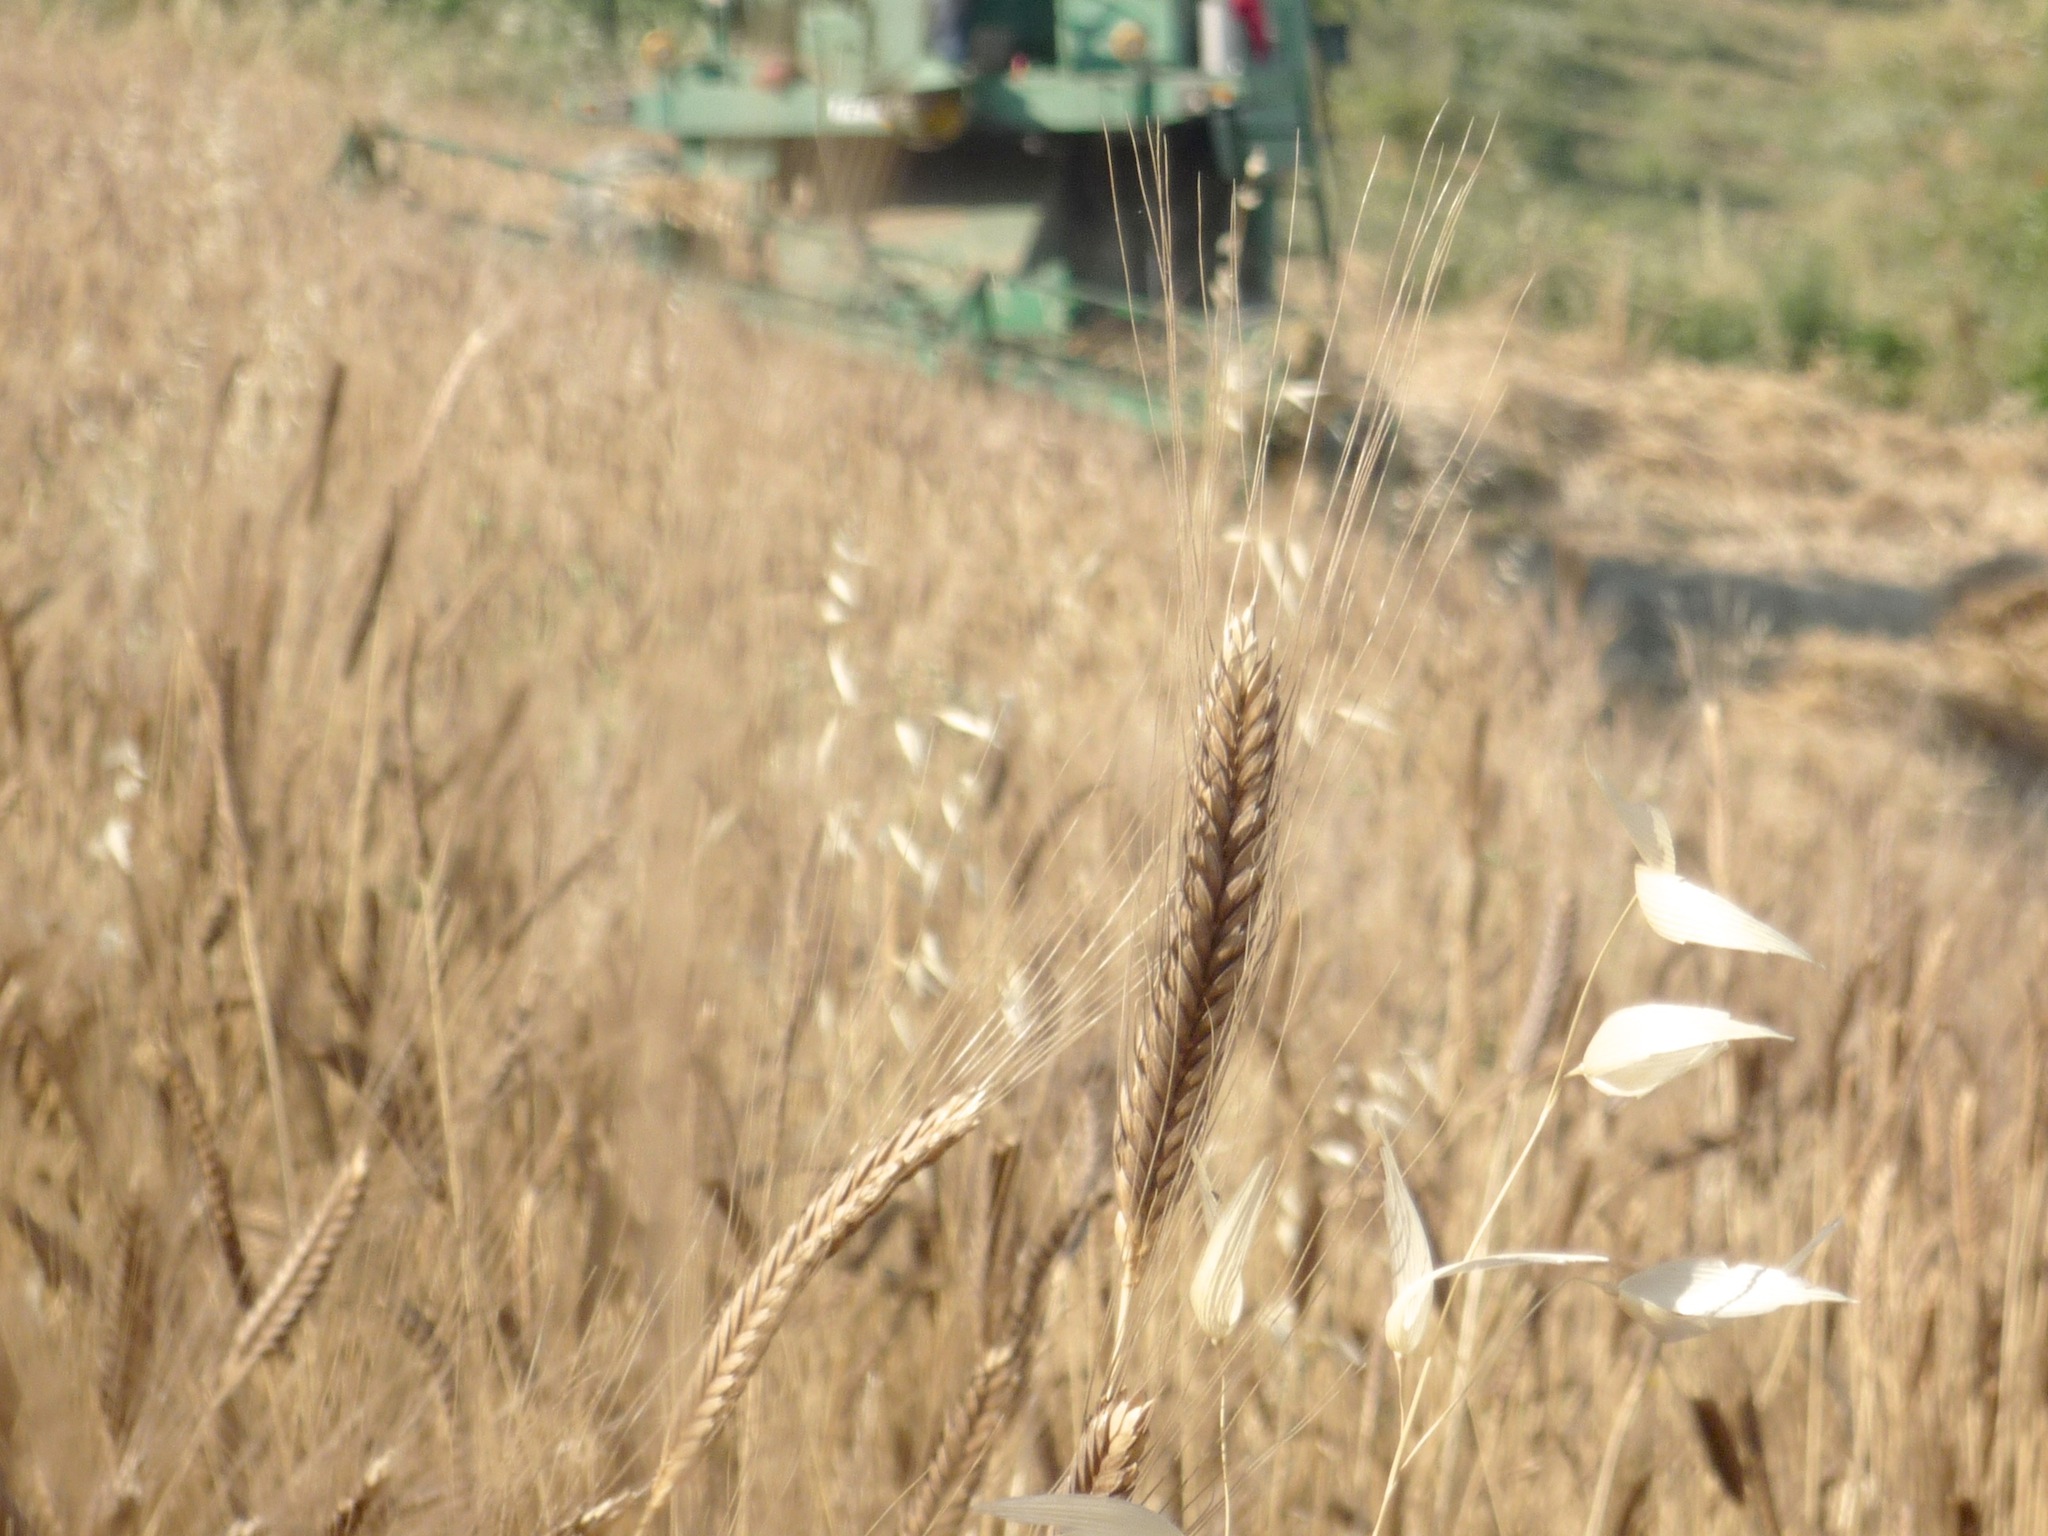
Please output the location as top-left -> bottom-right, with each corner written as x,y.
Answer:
0,1471 -> 40,1536
203,654 -> 299,1233
161,1036 -> 255,1308
897,1339 -> 1027,1536
1582,1340 -> 1658,1536
216,1144 -> 373,1404
1061,1395 -> 1153,1498
1113,615 -> 1281,1337
899,1196 -> 1096,1536
418,869 -> 476,1332
325,1452 -> 393,1536
636,1086 -> 989,1531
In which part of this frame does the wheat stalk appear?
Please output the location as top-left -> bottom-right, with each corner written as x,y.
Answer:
898,1338 -> 1027,1536
637,1087 -> 988,1530
1113,612 -> 1281,1327
0,1469 -> 41,1536
1062,1395 -> 1152,1498
161,1036 -> 255,1308
1505,889 -> 1577,1078
199,649 -> 299,1235
325,1452 -> 393,1536
216,1145 -> 372,1404
899,1196 -> 1097,1536
96,1203 -> 156,1448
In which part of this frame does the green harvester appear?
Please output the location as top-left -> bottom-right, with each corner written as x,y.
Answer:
344,0 -> 1346,424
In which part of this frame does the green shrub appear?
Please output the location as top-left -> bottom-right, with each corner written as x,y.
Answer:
1535,260 -> 1599,330
2014,336 -> 2048,413
1841,318 -> 1928,406
1658,291 -> 1762,364
1772,249 -> 1849,371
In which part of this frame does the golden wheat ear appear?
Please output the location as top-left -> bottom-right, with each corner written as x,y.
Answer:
215,1144 -> 373,1405
1112,611 -> 1282,1334
1061,1395 -> 1153,1498
636,1086 -> 989,1532
1504,889 -> 1577,1079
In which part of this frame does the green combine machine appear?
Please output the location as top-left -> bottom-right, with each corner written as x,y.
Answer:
348,0 -> 1344,423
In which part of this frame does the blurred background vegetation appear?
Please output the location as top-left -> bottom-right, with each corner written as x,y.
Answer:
46,0 -> 2048,414
1331,0 -> 2048,415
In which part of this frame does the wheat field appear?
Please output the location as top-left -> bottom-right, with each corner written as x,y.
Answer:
3,18 -> 2046,1536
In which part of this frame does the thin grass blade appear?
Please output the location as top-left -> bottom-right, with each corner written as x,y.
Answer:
1591,766 -> 1676,874
1617,1257 -> 1850,1341
1190,1156 -> 1275,1341
1635,868 -> 1813,961
1380,1143 -> 1435,1355
1573,1003 -> 1791,1099
978,1495 -> 1183,1536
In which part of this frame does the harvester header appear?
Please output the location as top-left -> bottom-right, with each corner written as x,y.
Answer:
346,0 -> 1345,426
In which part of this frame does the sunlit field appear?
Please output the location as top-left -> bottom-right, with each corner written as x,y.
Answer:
3,21 -> 2047,1536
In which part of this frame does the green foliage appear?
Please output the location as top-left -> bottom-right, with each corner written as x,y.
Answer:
1840,318 -> 1928,406
1534,261 -> 1598,331
1326,0 -> 2048,412
1770,248 -> 1847,372
2018,338 -> 2048,414
1658,292 -> 1761,365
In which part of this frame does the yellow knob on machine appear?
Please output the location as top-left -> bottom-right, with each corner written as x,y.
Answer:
1106,18 -> 1150,62
902,91 -> 969,150
639,28 -> 680,70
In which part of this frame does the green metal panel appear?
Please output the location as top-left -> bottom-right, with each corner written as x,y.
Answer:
870,0 -> 928,82
1055,0 -> 1187,68
981,270 -> 1075,338
638,78 -> 893,137
965,67 -> 1212,130
965,0 -> 1058,64
797,3 -> 869,90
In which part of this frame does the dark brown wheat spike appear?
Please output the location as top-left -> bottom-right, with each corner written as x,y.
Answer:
96,1202 -> 156,1449
161,1034 -> 255,1308
1113,611 -> 1281,1325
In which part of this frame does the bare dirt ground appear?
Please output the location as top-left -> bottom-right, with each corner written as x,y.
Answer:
1407,321 -> 2048,586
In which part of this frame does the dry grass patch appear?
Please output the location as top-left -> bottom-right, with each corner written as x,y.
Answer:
2,22 -> 2046,1536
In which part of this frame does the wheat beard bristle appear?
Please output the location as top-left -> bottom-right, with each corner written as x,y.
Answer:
636,1086 -> 988,1533
1113,613 -> 1281,1320
1061,1395 -> 1153,1498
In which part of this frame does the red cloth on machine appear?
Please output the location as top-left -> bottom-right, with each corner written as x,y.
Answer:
1231,0 -> 1272,58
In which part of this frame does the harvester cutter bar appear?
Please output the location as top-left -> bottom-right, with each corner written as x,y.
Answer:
336,121 -> 663,190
